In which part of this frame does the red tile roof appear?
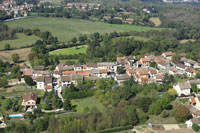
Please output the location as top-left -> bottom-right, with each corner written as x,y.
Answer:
191,97 -> 196,104
63,71 -> 77,75
45,85 -> 53,90
141,58 -> 150,62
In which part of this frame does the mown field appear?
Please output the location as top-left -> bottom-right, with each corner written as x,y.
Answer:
6,17 -> 164,42
50,46 -> 87,55
72,96 -> 107,113
0,33 -> 40,50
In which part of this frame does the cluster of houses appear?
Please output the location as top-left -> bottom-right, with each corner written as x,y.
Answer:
66,3 -> 101,10
19,51 -> 200,94
0,0 -> 33,18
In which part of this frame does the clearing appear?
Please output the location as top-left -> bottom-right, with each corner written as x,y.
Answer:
0,33 -> 40,50
149,17 -> 162,27
72,96 -> 107,113
0,47 -> 31,62
50,46 -> 87,55
6,17 -> 164,42
179,39 -> 196,44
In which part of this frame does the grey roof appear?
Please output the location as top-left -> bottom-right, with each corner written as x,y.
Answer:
191,118 -> 200,124
181,57 -> 197,65
87,69 -> 100,74
116,74 -> 131,80
86,75 -> 99,81
86,63 -> 97,68
189,79 -> 200,84
33,71 -> 51,75
36,76 -> 52,83
97,62 -> 116,67
177,82 -> 191,90
74,64 -> 82,67
71,74 -> 83,81
34,65 -> 44,70
185,103 -> 200,116
175,63 -> 187,69
59,65 -> 74,71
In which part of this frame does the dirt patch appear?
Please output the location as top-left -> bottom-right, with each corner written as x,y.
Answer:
0,47 -> 31,62
163,124 -> 180,130
149,17 -> 161,27
179,39 -> 195,44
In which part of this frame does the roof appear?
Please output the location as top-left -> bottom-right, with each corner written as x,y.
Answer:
179,53 -> 186,57
150,69 -> 157,74
181,57 -> 197,65
45,85 -> 53,90
23,70 -> 33,76
86,63 -> 97,68
97,62 -> 116,67
59,65 -> 74,71
162,52 -> 175,57
191,97 -> 196,104
71,74 -> 84,81
128,69 -> 135,74
74,64 -> 82,67
176,63 -> 187,69
61,76 -> 71,82
23,92 -> 37,102
158,59 -> 168,66
189,79 -> 200,84
185,103 -> 200,116
141,58 -> 150,62
34,65 -> 44,70
176,82 -> 191,90
186,67 -> 196,73
63,71 -> 77,75
116,74 -> 131,80
169,67 -> 178,72
86,75 -> 99,81
100,69 -> 110,73
137,68 -> 148,75
77,71 -> 90,77
155,74 -> 164,79
191,118 -> 200,124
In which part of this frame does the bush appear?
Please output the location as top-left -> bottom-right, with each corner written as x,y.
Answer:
65,90 -> 95,99
192,123 -> 200,132
161,110 -> 170,118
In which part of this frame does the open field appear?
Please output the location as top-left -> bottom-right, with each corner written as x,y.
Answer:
179,39 -> 196,44
0,47 -> 31,62
72,96 -> 107,113
147,115 -> 178,124
50,46 -> 87,55
0,33 -> 40,50
6,17 -> 164,42
0,84 -> 43,97
149,17 -> 161,27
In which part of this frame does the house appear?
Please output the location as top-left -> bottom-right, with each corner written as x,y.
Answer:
125,56 -> 136,66
185,67 -> 197,77
117,57 -> 127,66
169,67 -> 178,75
61,76 -> 71,86
154,74 -> 164,83
157,59 -> 168,70
127,69 -> 136,76
140,58 -> 150,67
73,64 -> 82,71
149,69 -> 158,78
62,70 -> 77,76
52,71 -> 62,78
194,63 -> 200,69
161,52 -> 175,60
97,62 -> 117,71
185,118 -> 200,128
115,74 -> 131,85
175,63 -> 187,71
33,71 -> 51,77
173,82 -> 191,96
181,57 -> 198,67
185,103 -> 200,118
23,70 -> 33,77
86,63 -> 98,70
36,76 -> 53,91
21,92 -> 37,110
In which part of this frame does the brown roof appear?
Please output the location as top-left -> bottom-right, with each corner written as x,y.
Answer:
100,69 -> 110,73
128,69 -> 135,74
63,71 -> 77,75
116,74 -> 131,80
23,92 -> 37,102
45,85 -> 53,90
61,76 -> 71,82
74,64 -> 82,67
155,74 -> 164,79
150,69 -> 157,74
76,71 -> 90,77
186,67 -> 196,73
158,60 -> 168,66
86,63 -> 97,68
191,97 -> 196,104
36,76 -> 52,83
137,68 -> 148,75
191,118 -> 200,124
141,58 -> 150,62
23,70 -> 33,76
163,52 -> 175,57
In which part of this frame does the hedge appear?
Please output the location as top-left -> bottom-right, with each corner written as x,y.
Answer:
96,125 -> 133,133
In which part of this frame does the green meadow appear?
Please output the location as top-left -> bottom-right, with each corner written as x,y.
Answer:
6,17 -> 163,42
0,33 -> 40,50
49,46 -> 87,55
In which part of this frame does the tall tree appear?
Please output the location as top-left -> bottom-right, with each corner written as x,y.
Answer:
11,53 -> 19,63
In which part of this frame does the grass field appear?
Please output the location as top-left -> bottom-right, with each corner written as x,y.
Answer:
6,17 -> 163,42
50,46 -> 87,55
72,96 -> 107,113
0,33 -> 40,50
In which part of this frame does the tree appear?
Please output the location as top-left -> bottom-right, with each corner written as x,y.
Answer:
175,105 -> 190,122
24,76 -> 34,86
117,67 -> 126,74
4,43 -> 10,50
16,73 -> 22,81
137,97 -> 152,112
0,77 -> 8,88
63,98 -> 72,111
172,54 -> 181,64
192,123 -> 200,132
158,97 -> 171,110
11,53 -> 19,63
168,89 -> 177,96
148,102 -> 162,115
196,72 -> 200,79
71,37 -> 77,44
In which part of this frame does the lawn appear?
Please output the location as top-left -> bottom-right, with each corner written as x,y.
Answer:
178,98 -> 189,104
0,33 -> 40,50
6,17 -> 164,42
72,96 -> 107,113
50,46 -> 87,55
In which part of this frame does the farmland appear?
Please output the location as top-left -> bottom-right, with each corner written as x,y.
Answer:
0,33 -> 40,50
50,46 -> 87,55
6,17 -> 164,42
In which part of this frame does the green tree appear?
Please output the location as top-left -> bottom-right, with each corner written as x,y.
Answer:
196,72 -> 200,79
158,97 -> 171,110
0,77 -> 8,88
117,67 -> 126,74
11,53 -> 19,63
4,43 -> 10,50
192,123 -> 200,132
24,76 -> 34,86
63,98 -> 72,111
175,105 -> 190,122
137,97 -> 152,112
148,102 -> 162,115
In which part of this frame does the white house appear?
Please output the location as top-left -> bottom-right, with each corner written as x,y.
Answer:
73,64 -> 82,71
173,82 -> 191,96
21,92 -> 37,110
61,76 -> 71,86
185,118 -> 200,128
